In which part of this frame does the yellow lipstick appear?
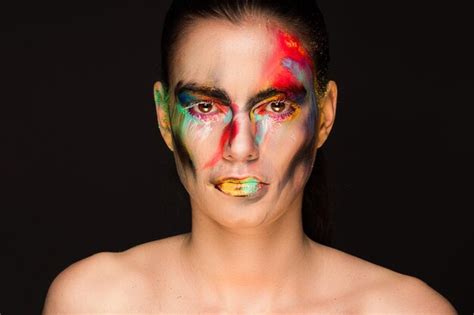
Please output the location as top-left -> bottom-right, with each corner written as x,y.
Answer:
216,177 -> 264,197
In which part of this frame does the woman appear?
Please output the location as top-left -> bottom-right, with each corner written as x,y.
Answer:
43,0 -> 456,313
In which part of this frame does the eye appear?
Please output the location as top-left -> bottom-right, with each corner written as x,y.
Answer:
195,101 -> 215,114
185,100 -> 228,122
252,98 -> 300,122
268,100 -> 287,113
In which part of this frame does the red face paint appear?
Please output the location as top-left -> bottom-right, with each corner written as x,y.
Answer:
202,29 -> 313,170
203,104 -> 239,169
262,29 -> 314,91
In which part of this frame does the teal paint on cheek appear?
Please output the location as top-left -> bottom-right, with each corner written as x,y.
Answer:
223,109 -> 232,124
253,113 -> 269,146
174,105 -> 196,141
165,98 -> 198,174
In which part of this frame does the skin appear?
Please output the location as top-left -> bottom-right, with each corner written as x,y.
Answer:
43,16 -> 457,314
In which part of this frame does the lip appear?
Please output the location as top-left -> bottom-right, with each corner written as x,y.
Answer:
214,176 -> 269,197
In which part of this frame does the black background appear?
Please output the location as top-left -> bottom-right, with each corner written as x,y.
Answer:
1,0 -> 473,314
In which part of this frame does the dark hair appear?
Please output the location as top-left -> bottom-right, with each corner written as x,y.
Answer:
161,0 -> 333,245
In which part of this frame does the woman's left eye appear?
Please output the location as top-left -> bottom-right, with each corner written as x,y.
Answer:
267,100 -> 287,113
263,99 -> 297,118
252,99 -> 299,122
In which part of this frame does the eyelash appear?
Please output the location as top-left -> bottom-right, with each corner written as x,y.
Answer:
253,99 -> 299,122
185,101 -> 224,121
184,98 -> 299,122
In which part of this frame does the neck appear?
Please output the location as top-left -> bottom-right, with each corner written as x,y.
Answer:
179,195 -> 316,311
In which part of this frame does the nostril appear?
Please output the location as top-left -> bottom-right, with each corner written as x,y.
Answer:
225,137 -> 259,162
248,151 -> 259,161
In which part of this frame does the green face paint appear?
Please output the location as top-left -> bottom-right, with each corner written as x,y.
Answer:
154,89 -> 169,107
154,88 -> 171,130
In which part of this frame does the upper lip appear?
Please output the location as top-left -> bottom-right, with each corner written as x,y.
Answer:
212,176 -> 269,185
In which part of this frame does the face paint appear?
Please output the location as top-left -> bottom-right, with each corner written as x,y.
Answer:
204,30 -> 315,170
155,17 -> 337,235
250,28 -> 317,151
170,86 -> 235,172
250,95 -> 302,145
250,28 -> 320,193
154,89 -> 170,129
172,28 -> 317,176
168,23 -> 322,206
154,89 -> 168,107
203,109 -> 237,169
263,30 -> 314,90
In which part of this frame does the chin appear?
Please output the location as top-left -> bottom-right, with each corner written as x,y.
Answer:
209,201 -> 274,230
198,185 -> 279,229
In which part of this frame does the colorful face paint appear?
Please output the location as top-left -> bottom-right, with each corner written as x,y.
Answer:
166,22 -> 322,207
168,84 -> 234,174
154,89 -> 171,130
173,89 -> 228,140
203,110 -> 238,169
200,30 -> 316,170
276,30 -> 319,158
262,30 -> 314,91
153,16 -> 339,240
215,177 -> 266,197
170,28 -> 318,177
249,28 -> 317,150
154,89 -> 169,107
250,95 -> 302,145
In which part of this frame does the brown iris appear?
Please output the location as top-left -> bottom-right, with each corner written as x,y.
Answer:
197,102 -> 213,113
270,101 -> 286,113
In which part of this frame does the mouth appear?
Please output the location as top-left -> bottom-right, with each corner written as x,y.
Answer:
214,177 -> 268,197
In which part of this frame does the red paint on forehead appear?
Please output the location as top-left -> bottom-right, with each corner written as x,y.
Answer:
262,29 -> 313,90
276,30 -> 313,67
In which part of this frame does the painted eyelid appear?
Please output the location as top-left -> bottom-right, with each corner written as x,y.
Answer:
254,98 -> 297,114
185,100 -> 217,113
187,101 -> 232,121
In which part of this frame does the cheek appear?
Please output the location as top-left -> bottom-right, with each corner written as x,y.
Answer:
179,120 -> 226,166
261,107 -> 317,185
254,115 -> 271,145
257,103 -> 315,148
264,122 -> 311,158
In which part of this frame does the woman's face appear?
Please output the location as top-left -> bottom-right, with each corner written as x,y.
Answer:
157,17 -> 330,229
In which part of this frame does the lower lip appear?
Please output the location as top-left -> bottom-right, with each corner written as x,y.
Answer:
215,178 -> 267,197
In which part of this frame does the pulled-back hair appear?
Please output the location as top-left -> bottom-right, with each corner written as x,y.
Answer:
161,0 -> 333,245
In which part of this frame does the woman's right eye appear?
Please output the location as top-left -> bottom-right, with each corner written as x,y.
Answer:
186,101 -> 225,121
195,101 -> 215,114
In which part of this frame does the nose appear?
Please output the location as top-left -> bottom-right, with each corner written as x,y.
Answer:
223,112 -> 259,162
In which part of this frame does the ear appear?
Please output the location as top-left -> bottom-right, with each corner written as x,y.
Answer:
316,80 -> 338,148
154,81 -> 174,152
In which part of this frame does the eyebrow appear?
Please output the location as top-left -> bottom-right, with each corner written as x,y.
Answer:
175,82 -> 231,106
174,81 -> 307,109
247,85 -> 307,109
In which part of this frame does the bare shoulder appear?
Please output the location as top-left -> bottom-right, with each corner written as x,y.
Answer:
43,251 -> 127,314
363,273 -> 457,314
314,243 -> 457,314
43,234 -> 187,314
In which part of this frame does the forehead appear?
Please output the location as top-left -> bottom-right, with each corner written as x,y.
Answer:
171,17 -> 309,100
